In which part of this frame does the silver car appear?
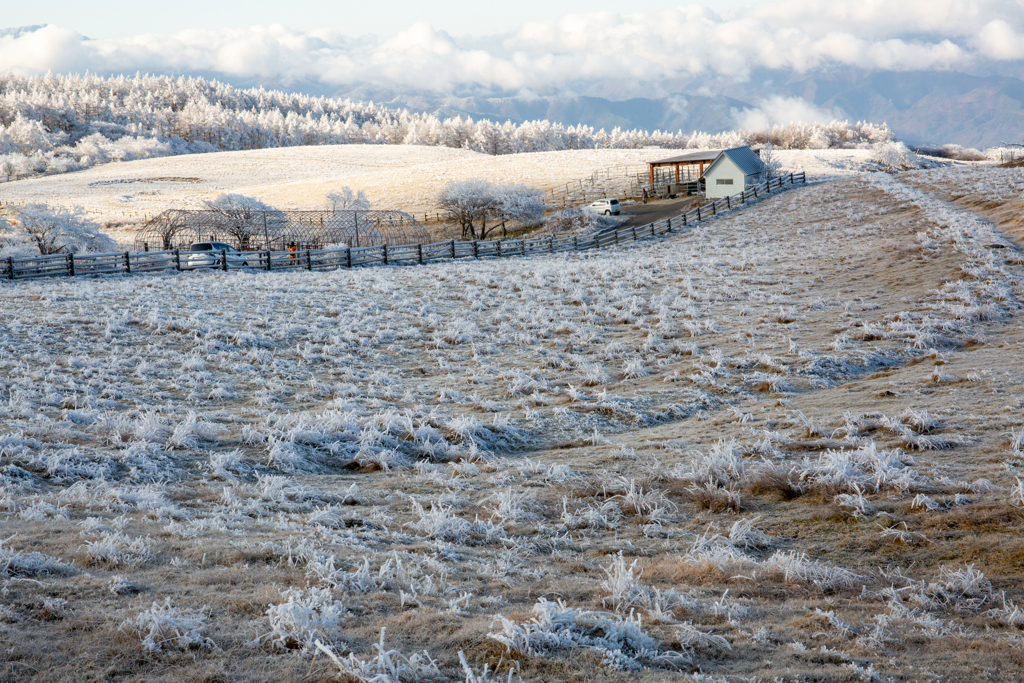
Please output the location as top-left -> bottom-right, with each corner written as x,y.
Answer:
184,242 -> 249,269
587,199 -> 621,216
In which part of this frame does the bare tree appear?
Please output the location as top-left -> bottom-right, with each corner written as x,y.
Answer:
326,187 -> 371,212
148,210 -> 190,250
203,193 -> 276,249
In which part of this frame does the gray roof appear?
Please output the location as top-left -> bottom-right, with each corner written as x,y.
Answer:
704,146 -> 766,177
649,150 -> 722,165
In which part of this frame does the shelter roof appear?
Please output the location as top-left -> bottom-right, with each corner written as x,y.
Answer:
648,150 -> 722,166
712,146 -> 767,176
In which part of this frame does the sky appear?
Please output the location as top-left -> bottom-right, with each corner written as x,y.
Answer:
2,0 -> 1023,101
2,0 -> 764,39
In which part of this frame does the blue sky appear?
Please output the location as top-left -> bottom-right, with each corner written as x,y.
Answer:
4,0 -> 764,38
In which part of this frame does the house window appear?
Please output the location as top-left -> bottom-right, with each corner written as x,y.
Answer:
716,178 -> 734,185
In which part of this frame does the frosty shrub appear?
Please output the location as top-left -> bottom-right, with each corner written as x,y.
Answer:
2,203 -> 116,255
872,142 -> 919,172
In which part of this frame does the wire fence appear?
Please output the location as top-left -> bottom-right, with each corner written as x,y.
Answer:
1,173 -> 806,282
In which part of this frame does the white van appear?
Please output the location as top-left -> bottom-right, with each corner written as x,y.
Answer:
587,199 -> 621,216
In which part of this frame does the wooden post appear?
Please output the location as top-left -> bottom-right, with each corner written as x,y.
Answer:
451,240 -> 456,259
7,257 -> 14,280
632,226 -> 637,240
174,249 -> 181,271
682,213 -> 687,226
727,196 -> 731,209
68,253 -> 75,277
347,246 -> 352,268
306,250 -> 312,271
550,236 -> 554,252
383,244 -> 388,265
497,241 -> 501,257
221,249 -> 228,271
573,236 -> 578,251
124,251 -> 131,274
418,243 -> 423,264
667,218 -> 672,233
697,206 -> 702,221
474,241 -> 479,258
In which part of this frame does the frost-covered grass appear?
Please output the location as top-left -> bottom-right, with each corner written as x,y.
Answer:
3,168 -> 1024,681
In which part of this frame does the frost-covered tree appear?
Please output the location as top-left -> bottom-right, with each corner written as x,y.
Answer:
760,143 -> 783,179
203,193 -> 277,250
4,204 -> 116,255
492,184 -> 547,233
437,180 -> 547,240
437,179 -> 496,240
326,187 -> 371,212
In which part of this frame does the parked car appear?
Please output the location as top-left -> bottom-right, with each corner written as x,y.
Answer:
587,198 -> 621,216
185,242 -> 249,268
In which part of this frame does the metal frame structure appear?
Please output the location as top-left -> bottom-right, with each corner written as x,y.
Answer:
134,209 -> 430,252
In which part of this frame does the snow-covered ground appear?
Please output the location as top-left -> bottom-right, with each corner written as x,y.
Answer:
2,166 -> 1024,681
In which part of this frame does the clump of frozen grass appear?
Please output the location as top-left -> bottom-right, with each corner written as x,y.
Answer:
483,488 -> 538,526
1010,478 -> 1024,508
257,587 -> 346,652
600,552 -> 643,612
762,551 -> 860,591
835,484 -> 875,518
167,411 -> 221,450
669,439 -> 745,488
674,622 -> 731,653
560,498 -> 622,531
107,574 -> 138,595
622,358 -> 652,380
119,598 -> 212,652
615,480 -> 675,523
315,628 -> 442,682
488,598 -> 688,671
406,498 -> 505,544
0,535 -> 71,577
727,516 -> 771,550
1008,428 -> 1024,453
81,532 -> 152,567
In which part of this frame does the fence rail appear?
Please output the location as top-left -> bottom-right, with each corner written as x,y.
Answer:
1,173 -> 806,282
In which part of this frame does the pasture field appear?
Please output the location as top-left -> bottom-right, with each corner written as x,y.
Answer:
0,146 -> 889,242
2,166 -> 1024,682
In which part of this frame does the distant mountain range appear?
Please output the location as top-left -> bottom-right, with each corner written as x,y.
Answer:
331,69 -> 1024,149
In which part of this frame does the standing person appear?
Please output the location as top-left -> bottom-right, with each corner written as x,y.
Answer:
642,187 -> 649,204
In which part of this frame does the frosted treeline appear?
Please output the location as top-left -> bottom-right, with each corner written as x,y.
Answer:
0,73 -> 894,180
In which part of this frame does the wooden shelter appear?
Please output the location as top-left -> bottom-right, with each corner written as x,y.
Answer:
647,148 -> 761,187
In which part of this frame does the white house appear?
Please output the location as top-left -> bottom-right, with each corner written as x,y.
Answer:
701,146 -> 767,199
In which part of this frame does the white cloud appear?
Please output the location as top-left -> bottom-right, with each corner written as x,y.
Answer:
0,1 -> 1021,95
732,96 -> 840,130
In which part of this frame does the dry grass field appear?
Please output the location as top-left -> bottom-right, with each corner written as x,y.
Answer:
2,162 -> 1024,682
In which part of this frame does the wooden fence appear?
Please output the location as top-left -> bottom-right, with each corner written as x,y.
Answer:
1,173 -> 806,282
